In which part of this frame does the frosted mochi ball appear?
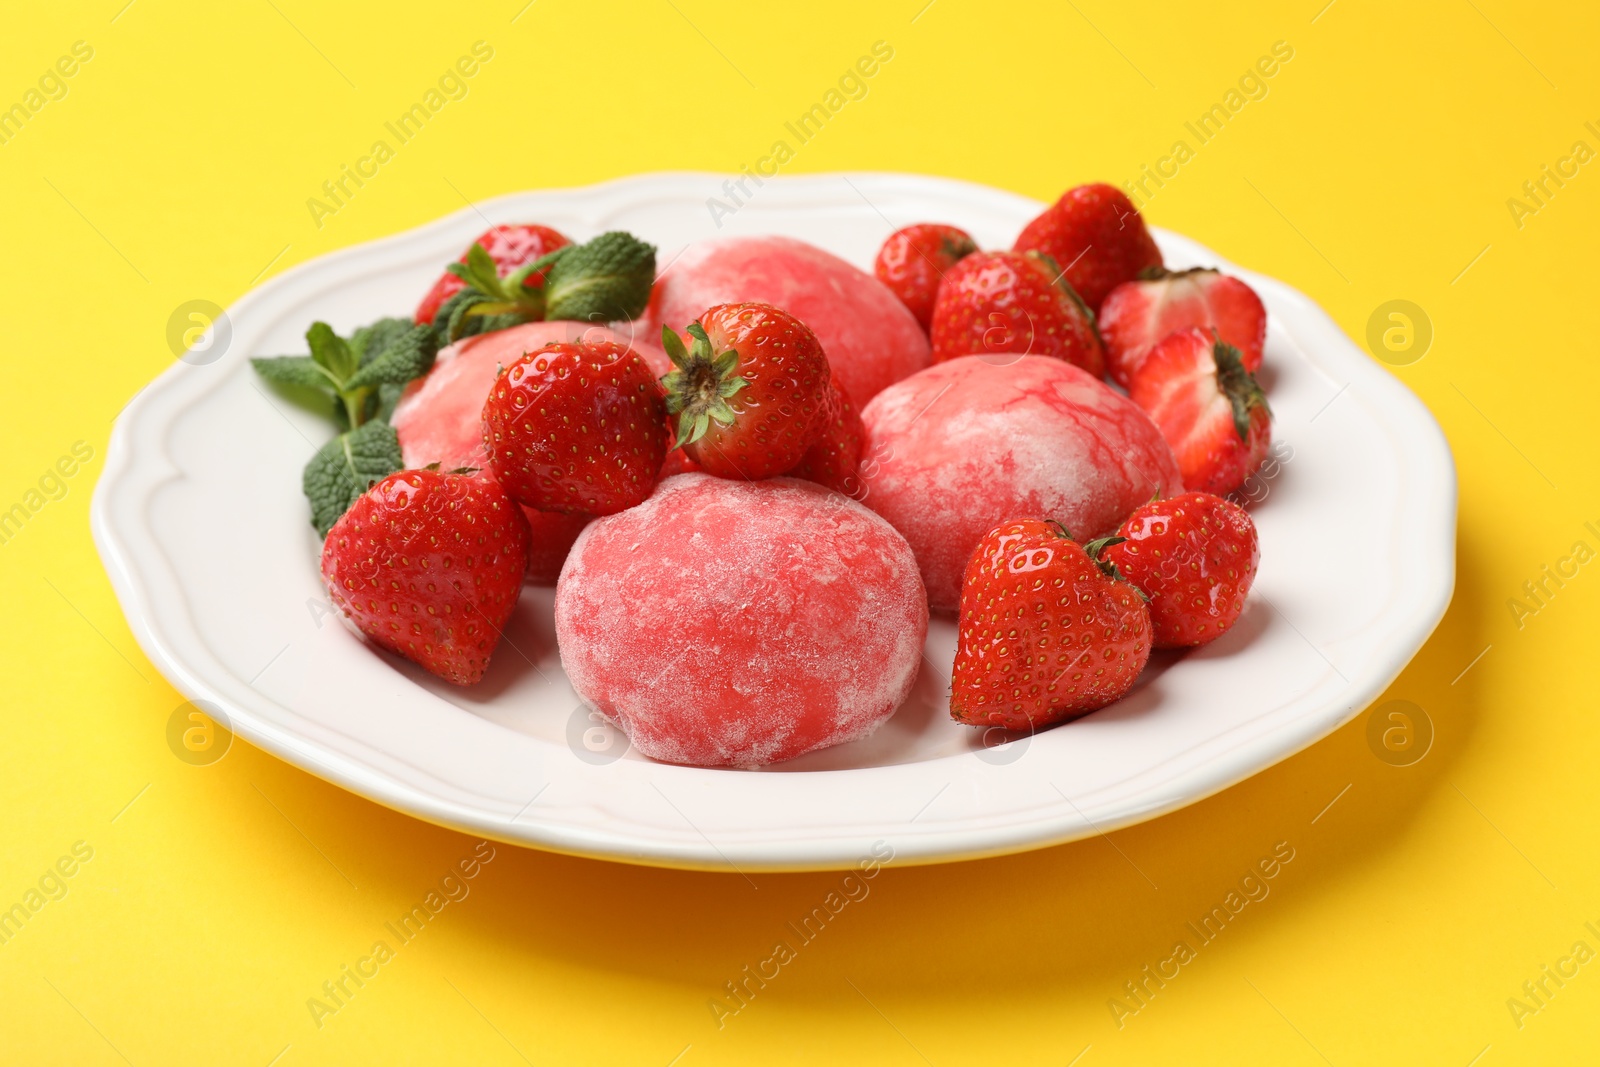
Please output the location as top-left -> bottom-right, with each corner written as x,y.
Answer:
860,355 -> 1183,612
653,236 -> 930,409
554,474 -> 929,767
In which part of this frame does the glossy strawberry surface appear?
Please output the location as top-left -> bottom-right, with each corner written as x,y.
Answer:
951,519 -> 1151,729
321,469 -> 530,686
1105,492 -> 1260,648
482,341 -> 669,516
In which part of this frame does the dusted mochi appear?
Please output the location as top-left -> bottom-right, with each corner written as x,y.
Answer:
653,236 -> 930,410
859,355 -> 1183,612
391,321 -> 665,583
554,474 -> 928,767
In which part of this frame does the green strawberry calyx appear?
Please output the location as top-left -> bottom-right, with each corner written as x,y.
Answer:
1083,534 -> 1148,600
1137,265 -> 1218,282
660,323 -> 748,447
1026,250 -> 1105,345
1211,333 -> 1270,441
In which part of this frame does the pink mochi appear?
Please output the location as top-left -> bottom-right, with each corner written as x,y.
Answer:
554,474 -> 928,768
391,321 -> 668,584
859,355 -> 1184,612
652,236 -> 931,409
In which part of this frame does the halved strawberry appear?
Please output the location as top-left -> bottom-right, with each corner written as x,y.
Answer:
1128,328 -> 1271,497
928,250 -> 1105,377
1099,268 -> 1266,387
1013,184 -> 1163,312
661,303 -> 832,480
414,224 -> 570,326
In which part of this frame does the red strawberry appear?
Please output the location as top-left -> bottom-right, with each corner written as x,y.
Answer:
1013,184 -> 1163,311
1128,328 -> 1271,497
928,250 -> 1105,377
873,223 -> 979,329
1104,492 -> 1260,648
414,224 -> 570,326
482,340 -> 669,516
788,374 -> 865,497
1099,268 -> 1267,387
321,469 -> 530,686
950,520 -> 1151,730
661,303 -> 832,480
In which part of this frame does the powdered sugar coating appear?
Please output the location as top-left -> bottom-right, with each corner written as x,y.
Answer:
554,474 -> 928,767
654,236 -> 930,409
859,355 -> 1183,612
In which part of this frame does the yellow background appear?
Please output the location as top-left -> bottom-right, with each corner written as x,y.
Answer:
3,0 -> 1597,1062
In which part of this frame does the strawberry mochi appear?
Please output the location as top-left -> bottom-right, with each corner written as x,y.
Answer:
859,355 -> 1183,612
652,236 -> 930,410
391,321 -> 669,584
554,474 -> 928,767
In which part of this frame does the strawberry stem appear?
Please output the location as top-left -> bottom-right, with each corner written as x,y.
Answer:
660,323 -> 748,447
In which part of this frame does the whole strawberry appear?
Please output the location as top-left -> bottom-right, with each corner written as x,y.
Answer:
1104,493 -> 1259,648
1013,183 -> 1163,311
873,223 -> 979,330
321,469 -> 530,686
950,520 -> 1151,730
661,303 -> 832,480
928,250 -> 1105,377
414,224 -> 570,326
482,340 -> 669,516
1129,328 -> 1271,497
788,374 -> 865,497
1099,267 -> 1267,387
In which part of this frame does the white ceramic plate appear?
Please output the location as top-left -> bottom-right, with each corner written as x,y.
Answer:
92,172 -> 1455,871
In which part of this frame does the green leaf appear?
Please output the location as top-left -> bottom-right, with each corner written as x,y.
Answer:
351,317 -> 416,365
542,231 -> 656,322
251,355 -> 337,392
302,419 -> 403,538
660,326 -> 689,367
344,324 -> 439,391
306,322 -> 358,383
374,381 -> 407,423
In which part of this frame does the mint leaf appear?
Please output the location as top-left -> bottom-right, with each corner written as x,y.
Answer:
251,355 -> 338,392
306,322 -> 359,382
302,419 -> 403,537
351,317 -> 417,365
436,287 -> 534,343
542,231 -> 656,322
374,381 -> 406,423
345,324 -> 439,391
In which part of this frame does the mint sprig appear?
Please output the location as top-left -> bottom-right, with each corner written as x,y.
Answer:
438,231 -> 657,342
251,316 -> 438,536
303,419 -> 404,538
